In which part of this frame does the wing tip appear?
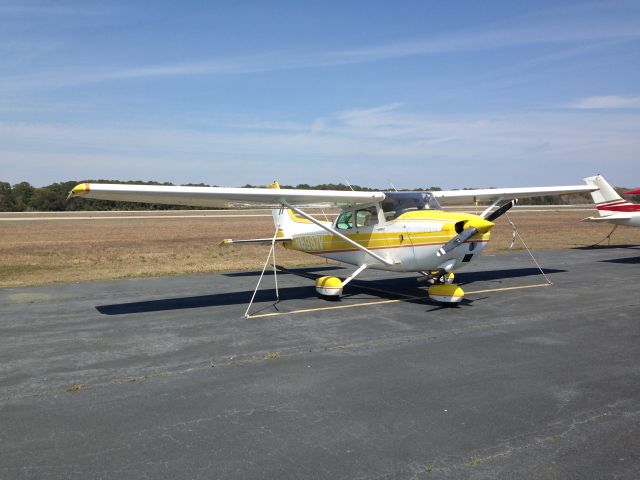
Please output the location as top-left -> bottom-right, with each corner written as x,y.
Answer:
67,183 -> 90,200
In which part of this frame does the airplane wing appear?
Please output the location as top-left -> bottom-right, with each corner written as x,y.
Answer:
67,183 -> 385,209
432,185 -> 597,202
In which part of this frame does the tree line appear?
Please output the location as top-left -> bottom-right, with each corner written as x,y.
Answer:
0,179 -> 635,212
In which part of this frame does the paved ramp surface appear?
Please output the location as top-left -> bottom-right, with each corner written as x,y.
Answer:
1,247 -> 639,479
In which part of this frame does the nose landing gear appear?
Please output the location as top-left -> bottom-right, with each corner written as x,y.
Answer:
427,283 -> 464,303
419,269 -> 464,304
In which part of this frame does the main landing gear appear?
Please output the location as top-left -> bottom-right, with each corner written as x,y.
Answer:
419,269 -> 464,304
315,265 -> 464,305
315,264 -> 368,298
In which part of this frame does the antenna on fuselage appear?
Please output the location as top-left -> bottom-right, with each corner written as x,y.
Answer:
344,179 -> 355,192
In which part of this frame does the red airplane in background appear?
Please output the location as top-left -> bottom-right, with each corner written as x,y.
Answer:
584,175 -> 640,228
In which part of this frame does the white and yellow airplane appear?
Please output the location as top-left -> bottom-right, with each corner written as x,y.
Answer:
68,180 -> 596,304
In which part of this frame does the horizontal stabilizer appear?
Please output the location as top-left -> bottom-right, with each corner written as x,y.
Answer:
582,214 -> 632,222
220,237 -> 292,246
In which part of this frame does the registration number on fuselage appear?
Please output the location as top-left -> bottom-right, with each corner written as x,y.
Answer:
293,235 -> 324,252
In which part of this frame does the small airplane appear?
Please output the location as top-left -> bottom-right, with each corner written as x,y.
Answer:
583,175 -> 640,228
68,180 -> 596,305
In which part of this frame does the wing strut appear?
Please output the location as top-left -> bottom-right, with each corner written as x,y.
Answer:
281,201 -> 395,266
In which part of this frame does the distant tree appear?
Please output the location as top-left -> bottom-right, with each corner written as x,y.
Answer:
30,186 -> 65,211
11,182 -> 34,211
0,182 -> 15,211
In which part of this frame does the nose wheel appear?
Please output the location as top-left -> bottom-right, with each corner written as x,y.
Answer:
428,283 -> 464,303
420,270 -> 464,303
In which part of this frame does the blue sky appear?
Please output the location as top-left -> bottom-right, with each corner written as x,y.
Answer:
1,0 -> 639,188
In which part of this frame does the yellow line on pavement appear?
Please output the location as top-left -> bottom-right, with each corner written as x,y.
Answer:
247,282 -> 551,319
247,296 -> 422,319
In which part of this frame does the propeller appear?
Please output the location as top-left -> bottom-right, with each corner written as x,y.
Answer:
485,199 -> 516,222
437,200 -> 517,257
437,226 -> 479,256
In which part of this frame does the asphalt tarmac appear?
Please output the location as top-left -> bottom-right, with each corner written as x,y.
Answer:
1,246 -> 639,479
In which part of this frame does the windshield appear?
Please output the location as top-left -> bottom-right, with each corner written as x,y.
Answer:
381,192 -> 441,220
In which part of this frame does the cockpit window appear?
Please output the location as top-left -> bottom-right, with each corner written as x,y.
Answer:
381,192 -> 441,220
335,210 -> 353,230
355,207 -> 378,227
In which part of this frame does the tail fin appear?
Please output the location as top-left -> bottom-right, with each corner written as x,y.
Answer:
272,207 -> 325,237
266,181 -> 327,237
583,175 -> 628,216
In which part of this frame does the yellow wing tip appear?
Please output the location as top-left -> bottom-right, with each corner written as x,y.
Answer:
219,238 -> 233,246
67,183 -> 90,200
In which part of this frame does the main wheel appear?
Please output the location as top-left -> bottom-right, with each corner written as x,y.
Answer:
315,276 -> 343,297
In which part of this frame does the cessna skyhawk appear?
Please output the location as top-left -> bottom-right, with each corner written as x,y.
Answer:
68,180 -> 595,304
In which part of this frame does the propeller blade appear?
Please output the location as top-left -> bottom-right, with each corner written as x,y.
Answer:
437,227 -> 478,256
485,200 -> 516,222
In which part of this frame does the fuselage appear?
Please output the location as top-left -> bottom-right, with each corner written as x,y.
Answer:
596,200 -> 640,227
282,209 -> 491,272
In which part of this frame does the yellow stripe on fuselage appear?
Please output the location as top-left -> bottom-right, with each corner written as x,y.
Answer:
285,210 -> 491,254
287,230 -> 490,254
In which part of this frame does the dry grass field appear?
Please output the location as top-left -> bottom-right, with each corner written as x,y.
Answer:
0,208 -> 637,288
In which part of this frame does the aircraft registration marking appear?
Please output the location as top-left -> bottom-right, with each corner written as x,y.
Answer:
293,235 -> 324,252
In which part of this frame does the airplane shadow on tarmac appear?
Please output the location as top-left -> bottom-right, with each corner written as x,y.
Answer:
221,265 -> 344,277
96,266 -> 566,315
600,256 -> 640,265
573,244 -> 640,265
573,244 -> 640,251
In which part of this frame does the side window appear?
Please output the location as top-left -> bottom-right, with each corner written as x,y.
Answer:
355,207 -> 378,228
335,211 -> 353,230
381,201 -> 397,221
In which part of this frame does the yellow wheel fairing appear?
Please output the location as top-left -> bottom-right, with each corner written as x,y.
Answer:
428,283 -> 464,303
316,276 -> 343,288
315,276 -> 343,297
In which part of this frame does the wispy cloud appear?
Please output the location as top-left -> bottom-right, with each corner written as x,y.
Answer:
1,105 -> 638,187
568,95 -> 640,109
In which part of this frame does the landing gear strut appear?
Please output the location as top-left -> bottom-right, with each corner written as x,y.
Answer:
418,269 -> 455,285
419,269 -> 464,304
316,264 -> 368,298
